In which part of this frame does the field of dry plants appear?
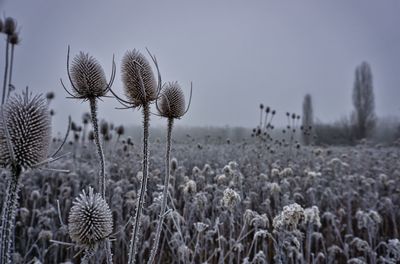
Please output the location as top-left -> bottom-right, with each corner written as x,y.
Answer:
1,129 -> 400,263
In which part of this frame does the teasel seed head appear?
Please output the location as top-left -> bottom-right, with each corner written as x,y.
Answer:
69,52 -> 108,99
68,187 -> 113,246
121,49 -> 157,106
157,82 -> 187,119
9,32 -> 20,45
0,92 -> 51,170
4,17 -> 16,36
116,125 -> 124,136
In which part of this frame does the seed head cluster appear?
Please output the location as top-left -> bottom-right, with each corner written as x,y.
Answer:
0,93 -> 51,169
68,187 -> 113,246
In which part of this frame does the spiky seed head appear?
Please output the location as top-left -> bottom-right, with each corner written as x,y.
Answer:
100,121 -> 109,136
82,112 -> 91,124
70,52 -> 108,99
88,131 -> 95,141
9,32 -> 20,45
158,82 -> 186,119
116,125 -> 124,135
4,17 -> 16,36
68,187 -> 113,246
0,93 -> 51,170
121,49 -> 157,106
46,92 -> 55,101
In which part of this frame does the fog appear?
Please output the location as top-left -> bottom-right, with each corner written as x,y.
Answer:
1,0 -> 400,134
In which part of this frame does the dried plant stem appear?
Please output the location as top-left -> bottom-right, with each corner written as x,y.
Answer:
128,103 -> 150,264
2,36 -> 10,106
89,99 -> 105,198
6,44 -> 15,100
0,166 -> 22,264
89,98 -> 112,263
81,247 -> 96,264
148,117 -> 174,264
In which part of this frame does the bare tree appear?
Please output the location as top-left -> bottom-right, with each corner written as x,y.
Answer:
302,93 -> 313,145
352,62 -> 376,139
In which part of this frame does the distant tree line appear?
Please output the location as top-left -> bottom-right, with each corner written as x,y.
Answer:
308,61 -> 399,146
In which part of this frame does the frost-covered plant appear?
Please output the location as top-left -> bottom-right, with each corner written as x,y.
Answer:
61,46 -> 115,262
68,187 -> 113,263
0,92 -> 51,264
109,48 -> 161,264
61,47 -> 115,198
148,81 -> 191,263
1,17 -> 17,106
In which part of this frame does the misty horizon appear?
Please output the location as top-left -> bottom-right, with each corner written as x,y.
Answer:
1,0 -> 400,134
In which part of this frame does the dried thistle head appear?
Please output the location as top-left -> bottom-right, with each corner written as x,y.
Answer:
221,188 -> 241,210
0,92 -> 51,170
68,187 -> 113,246
4,17 -> 16,36
69,52 -> 108,99
157,82 -> 188,119
121,49 -> 157,106
9,32 -> 20,45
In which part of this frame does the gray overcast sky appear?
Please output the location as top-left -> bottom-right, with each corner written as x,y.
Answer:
1,0 -> 400,133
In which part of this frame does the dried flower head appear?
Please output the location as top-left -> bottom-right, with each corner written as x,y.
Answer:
4,17 -> 16,35
69,52 -> 108,99
68,187 -> 113,246
9,32 -> 20,45
158,82 -> 187,119
121,49 -> 157,106
0,93 -> 51,169
222,188 -> 241,210
304,206 -> 321,227
194,222 -> 209,233
170,158 -> 178,171
273,203 -> 305,231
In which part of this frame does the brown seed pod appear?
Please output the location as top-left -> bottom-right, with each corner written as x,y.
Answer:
69,52 -> 108,99
4,17 -> 16,36
158,82 -> 186,119
121,49 -> 157,106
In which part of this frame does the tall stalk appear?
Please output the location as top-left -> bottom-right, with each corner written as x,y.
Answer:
128,103 -> 150,264
2,36 -> 10,106
6,43 -> 15,100
89,98 -> 112,264
0,165 -> 22,264
89,98 -> 105,198
148,117 -> 174,264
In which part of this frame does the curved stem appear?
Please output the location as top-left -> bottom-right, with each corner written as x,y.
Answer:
148,117 -> 174,264
128,103 -> 150,264
0,166 -> 22,264
2,36 -> 10,106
